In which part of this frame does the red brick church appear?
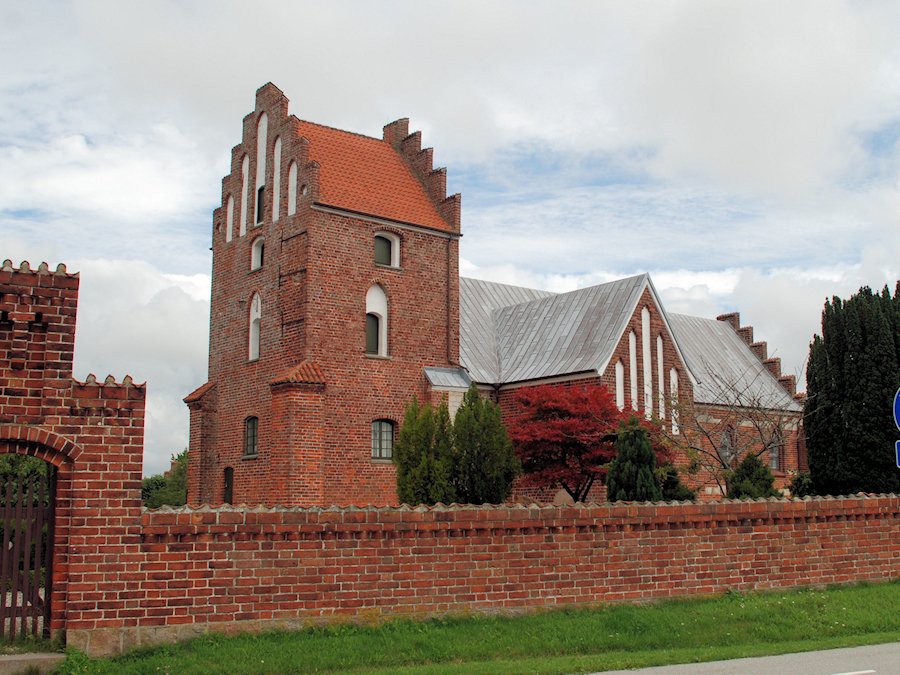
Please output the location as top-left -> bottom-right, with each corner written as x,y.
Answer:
185,83 -> 802,507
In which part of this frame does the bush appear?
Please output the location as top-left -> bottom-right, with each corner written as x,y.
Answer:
788,471 -> 817,498
725,453 -> 778,499
393,397 -> 455,506
606,416 -> 662,502
452,385 -> 520,504
658,462 -> 696,501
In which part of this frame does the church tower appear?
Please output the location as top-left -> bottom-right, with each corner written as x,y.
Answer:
186,83 -> 463,507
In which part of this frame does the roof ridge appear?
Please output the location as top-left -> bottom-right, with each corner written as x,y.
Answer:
294,117 -> 384,144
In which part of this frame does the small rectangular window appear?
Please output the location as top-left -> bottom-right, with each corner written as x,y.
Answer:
256,186 -> 265,224
374,236 -> 391,265
224,467 -> 234,504
244,417 -> 258,456
372,420 -> 394,459
366,313 -> 379,354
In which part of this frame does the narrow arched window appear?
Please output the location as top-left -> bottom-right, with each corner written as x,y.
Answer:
365,285 -> 388,356
374,232 -> 400,267
669,368 -> 679,435
288,161 -> 298,215
226,195 -> 234,242
244,417 -> 258,456
251,237 -> 264,270
272,136 -> 281,222
223,467 -> 234,504
769,428 -> 783,471
615,360 -> 625,410
240,155 -> 249,237
255,112 -> 267,225
372,419 -> 394,459
249,293 -> 261,360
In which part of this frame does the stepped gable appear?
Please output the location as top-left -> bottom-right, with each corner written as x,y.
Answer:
293,116 -> 456,232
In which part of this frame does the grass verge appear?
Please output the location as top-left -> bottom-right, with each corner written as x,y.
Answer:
53,579 -> 900,675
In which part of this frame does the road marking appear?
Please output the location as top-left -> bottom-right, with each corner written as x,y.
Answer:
829,671 -> 876,675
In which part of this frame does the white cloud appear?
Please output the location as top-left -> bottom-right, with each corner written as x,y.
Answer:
70,260 -> 209,476
3,0 -> 900,474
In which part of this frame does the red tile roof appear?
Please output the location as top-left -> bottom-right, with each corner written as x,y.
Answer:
184,381 -> 215,403
269,361 -> 327,386
295,120 -> 452,232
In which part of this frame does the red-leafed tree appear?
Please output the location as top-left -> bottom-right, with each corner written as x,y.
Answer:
507,384 -> 670,502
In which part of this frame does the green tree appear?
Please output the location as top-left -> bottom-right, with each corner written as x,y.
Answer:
805,284 -> 900,496
452,384 -> 520,504
393,397 -> 455,506
788,471 -> 816,498
658,462 -> 696,501
606,416 -> 663,502
724,452 -> 778,499
142,449 -> 188,508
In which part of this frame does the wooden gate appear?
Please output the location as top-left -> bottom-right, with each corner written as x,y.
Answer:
0,471 -> 55,639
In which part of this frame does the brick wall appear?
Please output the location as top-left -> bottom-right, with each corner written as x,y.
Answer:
189,83 -> 461,508
64,495 -> 900,656
0,260 -> 146,644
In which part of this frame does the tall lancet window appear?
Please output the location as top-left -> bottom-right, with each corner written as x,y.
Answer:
255,113 -> 268,225
629,331 -> 638,411
249,293 -> 261,360
272,136 -> 281,222
240,155 -> 249,236
365,284 -> 388,356
287,161 -> 298,215
642,307 -> 652,418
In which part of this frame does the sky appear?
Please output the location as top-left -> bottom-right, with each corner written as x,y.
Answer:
2,1 -> 899,476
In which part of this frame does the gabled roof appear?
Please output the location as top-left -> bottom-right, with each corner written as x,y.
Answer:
459,275 -> 798,411
667,314 -> 802,412
295,120 -> 452,232
460,274 -> 692,385
459,277 -> 555,382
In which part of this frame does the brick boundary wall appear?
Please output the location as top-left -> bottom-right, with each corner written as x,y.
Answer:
66,495 -> 900,656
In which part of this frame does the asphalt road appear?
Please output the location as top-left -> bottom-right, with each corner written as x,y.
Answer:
588,641 -> 899,675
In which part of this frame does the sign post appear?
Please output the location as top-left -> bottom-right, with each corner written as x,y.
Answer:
894,387 -> 900,469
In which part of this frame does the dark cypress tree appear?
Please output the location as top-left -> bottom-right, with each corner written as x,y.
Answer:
394,397 -> 455,506
725,452 -> 778,499
805,285 -> 900,495
452,384 -> 520,504
658,462 -> 696,501
606,416 -> 662,502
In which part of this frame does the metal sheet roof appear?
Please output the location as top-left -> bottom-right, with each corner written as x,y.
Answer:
667,314 -> 802,411
459,277 -> 555,382
424,367 -> 472,389
460,275 -> 654,384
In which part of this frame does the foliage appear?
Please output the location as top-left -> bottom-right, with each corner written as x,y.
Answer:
50,581 -> 900,675
452,384 -> 521,504
0,454 -> 51,478
607,416 -> 662,502
506,384 -> 625,502
142,450 -> 188,509
805,283 -> 900,496
788,470 -> 817,498
393,397 -> 455,506
658,462 -> 696,501
724,452 -> 778,499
